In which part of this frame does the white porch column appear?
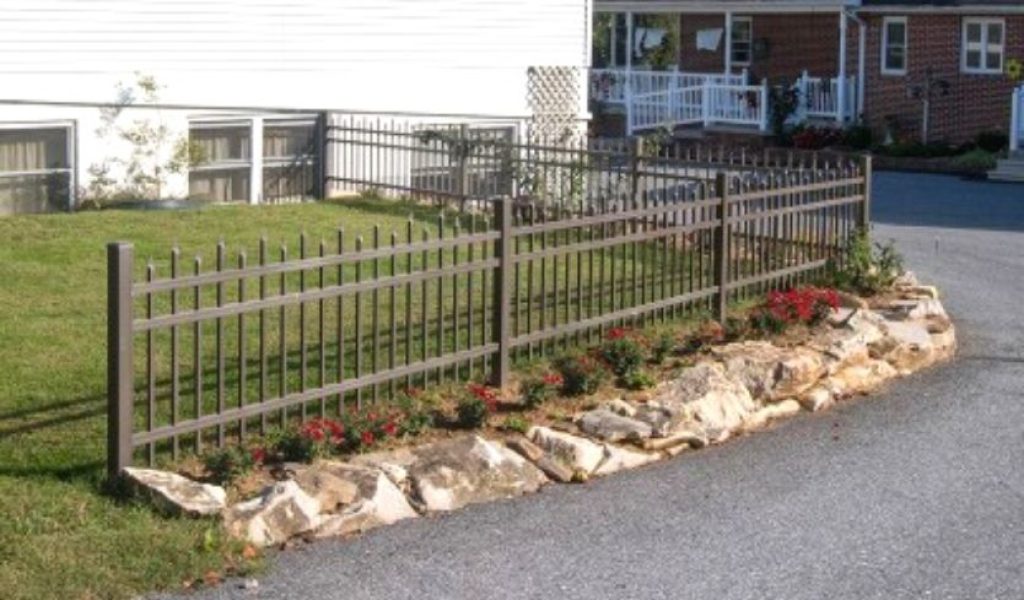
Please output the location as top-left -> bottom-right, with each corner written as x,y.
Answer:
836,10 -> 848,124
724,11 -> 733,74
249,116 -> 264,205
1012,86 -> 1021,152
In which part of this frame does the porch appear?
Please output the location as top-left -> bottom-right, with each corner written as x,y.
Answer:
590,1 -> 865,135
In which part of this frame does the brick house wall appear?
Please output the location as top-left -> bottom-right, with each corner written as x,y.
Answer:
862,13 -> 1023,145
678,13 -> 852,82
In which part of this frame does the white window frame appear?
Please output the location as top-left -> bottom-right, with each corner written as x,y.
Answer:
0,121 -> 76,211
881,16 -> 908,76
187,118 -> 254,203
730,15 -> 753,67
961,17 -> 1004,75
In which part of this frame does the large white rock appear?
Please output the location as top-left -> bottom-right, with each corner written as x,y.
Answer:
811,309 -> 886,374
875,319 -> 937,374
830,359 -> 899,395
529,426 -> 606,474
576,409 -> 653,443
224,480 -> 322,547
592,444 -> 659,476
742,399 -> 802,432
309,464 -> 419,539
712,341 -> 825,401
651,362 -> 756,434
123,467 -> 227,517
362,436 -> 547,513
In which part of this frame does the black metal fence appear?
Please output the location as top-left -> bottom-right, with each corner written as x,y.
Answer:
107,128 -> 871,476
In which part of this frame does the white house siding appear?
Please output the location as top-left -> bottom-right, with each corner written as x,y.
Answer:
0,0 -> 591,205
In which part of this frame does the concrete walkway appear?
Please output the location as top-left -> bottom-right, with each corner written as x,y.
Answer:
178,172 -> 1024,600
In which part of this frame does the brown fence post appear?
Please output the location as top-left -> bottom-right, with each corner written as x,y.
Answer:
713,172 -> 730,323
860,154 -> 872,231
629,136 -> 642,207
490,197 -> 513,388
107,242 -> 134,479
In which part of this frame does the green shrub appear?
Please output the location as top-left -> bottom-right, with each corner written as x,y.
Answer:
975,130 -> 1009,153
952,148 -> 997,172
842,125 -> 873,150
395,388 -> 434,436
598,327 -> 646,376
456,383 -> 498,428
826,229 -> 904,295
554,352 -> 609,396
202,445 -> 256,485
521,373 -> 563,408
500,415 -> 531,435
621,369 -> 657,391
649,330 -> 676,363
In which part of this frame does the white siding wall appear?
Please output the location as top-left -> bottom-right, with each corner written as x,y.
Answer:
0,0 -> 590,202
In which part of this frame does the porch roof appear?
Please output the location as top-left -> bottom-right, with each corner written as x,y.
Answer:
594,0 -> 858,13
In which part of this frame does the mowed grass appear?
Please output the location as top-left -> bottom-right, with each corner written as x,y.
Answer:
0,195 -> 716,598
0,198 -> 443,599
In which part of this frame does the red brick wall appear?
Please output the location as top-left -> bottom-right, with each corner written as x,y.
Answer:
678,13 -> 850,82
863,13 -> 1023,145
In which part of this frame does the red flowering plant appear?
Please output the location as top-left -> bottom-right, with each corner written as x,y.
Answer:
554,350 -> 609,396
341,408 -> 406,452
521,372 -> 564,408
457,383 -> 500,428
274,417 -> 346,462
598,327 -> 648,377
751,286 -> 840,334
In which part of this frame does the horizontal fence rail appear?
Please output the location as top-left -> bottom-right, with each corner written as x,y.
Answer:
107,137 -> 871,476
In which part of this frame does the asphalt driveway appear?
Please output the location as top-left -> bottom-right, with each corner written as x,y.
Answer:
179,172 -> 1024,600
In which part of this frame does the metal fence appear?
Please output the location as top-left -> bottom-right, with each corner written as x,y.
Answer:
107,136 -> 871,476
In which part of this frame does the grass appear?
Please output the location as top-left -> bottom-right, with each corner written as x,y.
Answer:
0,198 -> 447,599
0,196 -> 714,598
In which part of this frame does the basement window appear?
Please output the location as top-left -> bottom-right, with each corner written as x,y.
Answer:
188,122 -> 252,203
0,124 -> 74,215
962,18 -> 1004,74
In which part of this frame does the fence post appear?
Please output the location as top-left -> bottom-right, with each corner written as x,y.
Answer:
107,242 -> 134,479
315,111 -> 329,201
713,173 -> 730,323
490,197 -> 513,388
860,154 -> 872,231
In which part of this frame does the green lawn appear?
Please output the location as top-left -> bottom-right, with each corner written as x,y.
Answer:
0,197 -> 714,598
0,199 -> 450,599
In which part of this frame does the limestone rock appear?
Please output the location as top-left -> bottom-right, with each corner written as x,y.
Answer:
830,359 -> 898,395
593,444 -> 659,477
799,384 -> 837,412
650,362 -> 756,433
632,404 -> 685,438
642,424 -> 708,451
884,298 -> 948,321
602,398 -> 637,418
875,319 -> 936,374
529,426 -> 605,474
576,408 -> 653,443
893,271 -> 919,288
310,464 -> 418,538
931,326 -> 957,360
811,310 -> 886,374
742,399 -> 802,432
401,436 -> 547,512
224,480 -> 322,547
123,467 -> 227,518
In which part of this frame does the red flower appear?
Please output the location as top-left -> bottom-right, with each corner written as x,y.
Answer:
361,430 -> 376,446
467,383 -> 499,411
542,373 -> 564,387
251,447 -> 267,464
606,327 -> 629,340
382,420 -> 398,437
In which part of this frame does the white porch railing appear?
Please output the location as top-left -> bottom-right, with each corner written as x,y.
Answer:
795,71 -> 858,122
627,81 -> 769,133
1011,84 -> 1024,153
590,68 -> 748,105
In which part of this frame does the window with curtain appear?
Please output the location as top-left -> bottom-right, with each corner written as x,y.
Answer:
262,120 -> 316,203
882,17 -> 908,75
730,16 -> 752,66
0,126 -> 72,215
962,18 -> 1004,74
188,124 -> 251,203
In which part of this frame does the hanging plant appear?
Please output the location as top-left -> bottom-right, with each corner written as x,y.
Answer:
1007,58 -> 1023,82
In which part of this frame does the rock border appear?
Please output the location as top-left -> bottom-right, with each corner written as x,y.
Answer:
127,275 -> 956,547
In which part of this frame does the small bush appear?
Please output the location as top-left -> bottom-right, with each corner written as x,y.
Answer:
500,415 -> 531,435
598,327 -> 646,377
792,126 -> 844,150
554,352 -> 609,396
457,383 -> 498,428
842,125 -> 874,150
621,369 -> 657,391
751,287 -> 840,335
975,130 -> 1009,153
826,229 -> 904,295
521,373 -> 563,408
395,388 -> 434,436
952,148 -> 997,172
202,445 -> 257,485
649,330 -> 676,363
273,418 -> 346,462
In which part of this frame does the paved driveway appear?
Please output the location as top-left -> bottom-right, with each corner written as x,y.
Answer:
179,172 -> 1024,600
